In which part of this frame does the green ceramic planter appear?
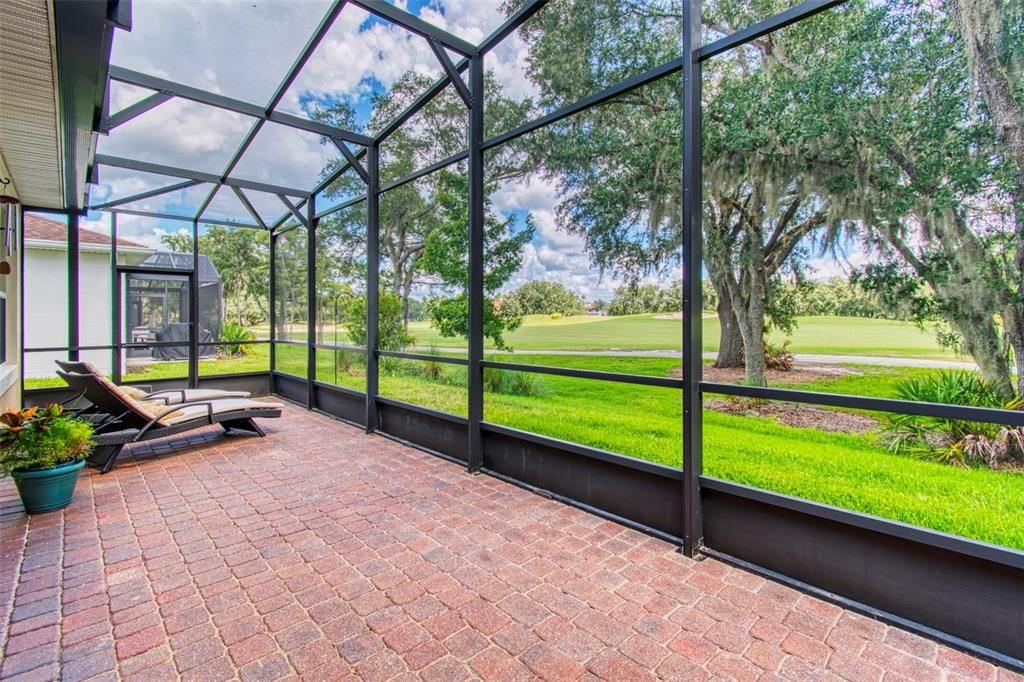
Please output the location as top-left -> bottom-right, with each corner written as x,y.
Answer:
11,460 -> 85,514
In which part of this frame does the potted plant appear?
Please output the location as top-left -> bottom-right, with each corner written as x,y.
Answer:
0,405 -> 94,514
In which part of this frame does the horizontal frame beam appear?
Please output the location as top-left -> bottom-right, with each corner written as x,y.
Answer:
311,343 -> 366,353
375,58 -> 469,143
477,0 -> 550,55
697,0 -> 848,62
701,382 -> 1024,427
95,154 -> 310,197
482,57 -> 683,151
374,395 -> 469,425
378,350 -> 469,366
349,0 -> 476,56
106,207 -> 263,230
379,150 -> 468,193
314,194 -> 366,220
107,66 -> 372,146
481,360 -> 684,389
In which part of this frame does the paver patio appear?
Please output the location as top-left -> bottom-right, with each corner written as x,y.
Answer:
0,404 -> 1017,681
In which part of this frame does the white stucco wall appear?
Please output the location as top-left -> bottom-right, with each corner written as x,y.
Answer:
24,245 -> 114,378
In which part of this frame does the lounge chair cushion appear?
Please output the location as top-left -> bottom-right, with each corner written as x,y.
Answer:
120,385 -> 149,400
92,374 -> 163,423
134,401 -> 186,422
159,399 -> 285,426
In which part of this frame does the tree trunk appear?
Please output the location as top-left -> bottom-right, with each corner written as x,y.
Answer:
952,310 -> 1014,398
1000,306 -> 1024,397
950,0 -> 1024,396
736,302 -> 767,387
723,269 -> 768,386
713,281 -> 743,368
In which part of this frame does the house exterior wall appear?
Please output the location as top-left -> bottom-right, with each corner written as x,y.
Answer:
23,245 -> 113,379
0,228 -> 21,410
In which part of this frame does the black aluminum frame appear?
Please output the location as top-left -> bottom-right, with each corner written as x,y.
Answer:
25,0 -> 1023,669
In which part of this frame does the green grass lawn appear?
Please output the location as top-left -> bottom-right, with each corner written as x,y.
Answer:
259,314 -> 958,358
408,314 -> 958,357
24,348 -> 272,389
25,333 -> 1021,550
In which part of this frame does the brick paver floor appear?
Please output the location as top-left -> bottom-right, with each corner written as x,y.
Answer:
1,404 -> 1019,681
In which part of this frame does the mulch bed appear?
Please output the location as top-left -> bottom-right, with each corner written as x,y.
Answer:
705,397 -> 880,434
673,362 -> 879,434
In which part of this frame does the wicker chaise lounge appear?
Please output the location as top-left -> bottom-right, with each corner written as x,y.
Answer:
55,360 -> 252,404
58,370 -> 283,473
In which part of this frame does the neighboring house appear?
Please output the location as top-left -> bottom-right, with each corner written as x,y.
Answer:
23,214 -> 153,378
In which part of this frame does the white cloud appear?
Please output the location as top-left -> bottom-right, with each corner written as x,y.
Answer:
491,175 -> 669,301
804,245 -> 872,281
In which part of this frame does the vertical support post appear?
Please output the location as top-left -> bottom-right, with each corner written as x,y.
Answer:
467,55 -> 485,472
366,144 -> 380,433
307,198 -> 317,410
18,207 -> 25,405
68,212 -> 80,361
681,0 -> 705,558
269,229 -> 277,382
189,219 -> 200,388
111,213 -> 121,385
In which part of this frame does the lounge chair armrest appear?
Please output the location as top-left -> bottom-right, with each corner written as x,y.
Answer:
142,388 -> 184,402
133,401 -> 216,440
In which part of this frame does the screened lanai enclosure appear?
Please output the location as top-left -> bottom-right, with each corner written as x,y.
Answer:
124,253 -> 220,361
19,0 -> 1023,670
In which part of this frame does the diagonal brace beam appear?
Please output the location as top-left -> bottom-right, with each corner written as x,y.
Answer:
428,39 -> 472,108
101,92 -> 173,133
232,187 -> 268,229
331,140 -> 369,184
277,194 -> 310,227
89,179 -> 200,210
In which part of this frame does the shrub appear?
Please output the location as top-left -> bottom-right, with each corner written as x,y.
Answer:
0,405 -> 94,475
607,282 -> 681,316
503,281 -> 585,317
764,339 -> 794,371
740,338 -> 795,371
483,368 -> 544,396
549,312 -> 563,320
218,322 -> 255,356
421,346 -> 444,381
346,292 -> 414,352
884,371 -> 1024,468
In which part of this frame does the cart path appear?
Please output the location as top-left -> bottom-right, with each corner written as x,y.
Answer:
411,347 -> 977,369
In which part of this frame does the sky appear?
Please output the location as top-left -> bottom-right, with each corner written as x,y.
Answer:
84,0 -> 863,303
